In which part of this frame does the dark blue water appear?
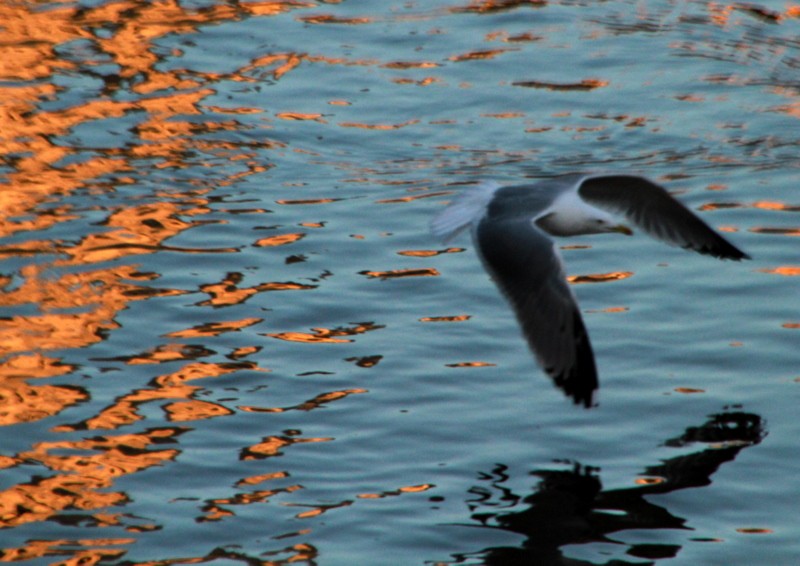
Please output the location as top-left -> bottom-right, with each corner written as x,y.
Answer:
1,1 -> 798,564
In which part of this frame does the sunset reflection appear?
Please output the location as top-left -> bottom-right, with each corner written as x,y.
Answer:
0,427 -> 187,529
0,0 -> 785,563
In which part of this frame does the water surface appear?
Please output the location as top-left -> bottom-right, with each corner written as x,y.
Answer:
1,1 -> 799,564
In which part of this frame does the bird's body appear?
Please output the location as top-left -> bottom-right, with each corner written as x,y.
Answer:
431,173 -> 749,407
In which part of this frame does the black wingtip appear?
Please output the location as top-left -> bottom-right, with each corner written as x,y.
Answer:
691,239 -> 751,262
551,310 -> 599,409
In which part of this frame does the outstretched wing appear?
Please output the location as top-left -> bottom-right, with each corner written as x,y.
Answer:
475,213 -> 598,408
578,174 -> 750,260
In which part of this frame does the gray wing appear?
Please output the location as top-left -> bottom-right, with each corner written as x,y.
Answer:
578,174 -> 750,260
474,214 -> 598,408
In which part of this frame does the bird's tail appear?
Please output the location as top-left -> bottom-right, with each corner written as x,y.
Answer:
430,181 -> 500,243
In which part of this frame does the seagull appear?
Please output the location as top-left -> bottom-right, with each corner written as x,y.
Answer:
431,173 -> 750,408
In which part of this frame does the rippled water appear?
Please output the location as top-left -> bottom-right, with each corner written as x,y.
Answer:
1,1 -> 799,564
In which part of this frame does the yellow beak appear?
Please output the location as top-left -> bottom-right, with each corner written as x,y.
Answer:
611,224 -> 633,236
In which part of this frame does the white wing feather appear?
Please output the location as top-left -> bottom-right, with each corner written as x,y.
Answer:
430,181 -> 501,242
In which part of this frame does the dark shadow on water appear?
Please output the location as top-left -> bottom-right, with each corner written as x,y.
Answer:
449,411 -> 765,566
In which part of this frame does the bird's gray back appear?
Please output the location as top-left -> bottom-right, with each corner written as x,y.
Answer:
486,177 -> 579,221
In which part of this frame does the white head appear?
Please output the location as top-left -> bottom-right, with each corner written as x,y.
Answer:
536,196 -> 632,237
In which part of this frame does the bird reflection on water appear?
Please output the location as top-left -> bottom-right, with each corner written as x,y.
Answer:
449,411 -> 765,565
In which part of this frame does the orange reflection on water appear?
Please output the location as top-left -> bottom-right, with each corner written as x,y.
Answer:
0,354 -> 85,426
749,227 -> 800,236
749,200 -> 800,211
199,482 -> 304,523
298,14 -> 373,25
198,272 -> 316,307
291,500 -> 353,519
241,435 -> 333,460
454,0 -> 548,14
420,315 -> 471,322
345,354 -> 383,367
356,483 -> 434,499
240,388 -> 368,413
0,539 -> 130,564
276,112 -> 327,122
398,248 -> 462,257
674,387 -> 705,394
255,232 -> 307,247
512,78 -> 609,91
54,360 -> 264,432
164,400 -> 234,422
164,317 -> 263,338
376,190 -> 452,204
0,427 -> 187,528
267,321 -> 385,343
585,306 -> 629,314
449,48 -> 512,62
339,119 -> 420,130
568,271 -> 633,284
236,470 -> 290,487
360,268 -> 440,279
759,266 -> 800,276
0,262 -> 185,374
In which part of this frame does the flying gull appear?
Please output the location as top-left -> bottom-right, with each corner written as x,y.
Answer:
431,173 -> 750,408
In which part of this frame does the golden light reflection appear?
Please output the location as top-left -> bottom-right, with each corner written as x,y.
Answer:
0,539 -> 130,564
163,318 -> 263,338
345,354 -> 383,367
298,14 -> 373,25
749,201 -> 800,211
276,112 -> 327,122
255,232 -> 307,247
0,427 -> 187,528
236,470 -> 290,487
357,483 -> 434,499
338,119 -> 420,130
276,198 -> 343,205
674,387 -> 705,394
267,321 -> 384,343
567,271 -> 633,284
199,483 -> 304,523
239,388 -> 368,413
420,315 -> 471,322
360,268 -> 440,279
53,360 -> 265,432
383,61 -> 441,69
241,435 -> 333,460
290,500 -> 353,519
449,49 -> 512,62
198,272 -> 316,307
454,0 -> 548,14
391,76 -> 442,86
736,527 -> 774,534
446,361 -> 496,368
376,191 -> 452,204
585,306 -> 629,314
759,266 -> 800,276
398,248 -> 463,257
0,0 -> 420,560
512,78 -> 609,91
0,354 -> 84,426
164,400 -> 234,422
749,227 -> 800,236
